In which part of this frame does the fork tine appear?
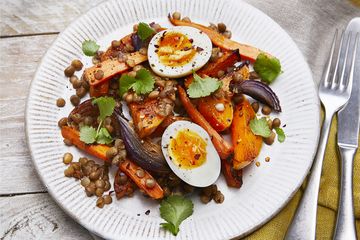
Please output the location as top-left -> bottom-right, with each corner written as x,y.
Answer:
330,30 -> 344,88
338,31 -> 352,88
342,32 -> 359,93
322,29 -> 338,88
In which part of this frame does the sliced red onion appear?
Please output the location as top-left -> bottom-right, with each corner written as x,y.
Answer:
230,80 -> 282,112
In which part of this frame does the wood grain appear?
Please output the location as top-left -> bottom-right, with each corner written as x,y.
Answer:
0,35 -> 56,194
0,193 -> 91,239
0,0 -> 103,37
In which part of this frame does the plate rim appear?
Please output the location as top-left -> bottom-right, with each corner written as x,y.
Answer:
25,0 -> 321,239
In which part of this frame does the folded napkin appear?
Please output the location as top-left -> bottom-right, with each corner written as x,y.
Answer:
244,114 -> 360,239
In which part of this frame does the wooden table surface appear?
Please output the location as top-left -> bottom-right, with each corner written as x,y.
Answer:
0,0 -> 358,239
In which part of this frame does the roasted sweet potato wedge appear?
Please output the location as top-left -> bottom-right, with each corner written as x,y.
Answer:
151,115 -> 190,137
198,96 -> 233,132
84,52 -> 147,86
231,99 -> 262,169
89,81 -> 109,97
129,99 -> 168,138
168,15 -> 272,62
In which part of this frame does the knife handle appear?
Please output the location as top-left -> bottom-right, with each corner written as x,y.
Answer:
334,146 -> 357,240
285,113 -> 333,240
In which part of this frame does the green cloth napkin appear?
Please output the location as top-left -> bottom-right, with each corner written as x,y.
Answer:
244,115 -> 360,239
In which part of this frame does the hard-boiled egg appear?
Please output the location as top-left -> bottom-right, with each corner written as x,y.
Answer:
148,26 -> 212,78
161,120 -> 221,187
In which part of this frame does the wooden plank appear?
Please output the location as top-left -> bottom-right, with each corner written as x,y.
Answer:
0,0 -> 103,37
0,35 -> 57,194
0,193 -> 91,239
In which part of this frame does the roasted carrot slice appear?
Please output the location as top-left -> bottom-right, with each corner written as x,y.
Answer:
198,95 -> 233,132
178,86 -> 233,159
184,50 -> 240,88
89,81 -> 109,97
84,52 -> 147,86
231,99 -> 262,169
61,126 -> 164,199
168,16 -> 272,62
119,159 -> 164,199
61,126 -> 109,161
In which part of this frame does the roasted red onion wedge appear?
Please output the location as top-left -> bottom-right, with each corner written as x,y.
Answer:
114,108 -> 170,174
230,80 -> 281,112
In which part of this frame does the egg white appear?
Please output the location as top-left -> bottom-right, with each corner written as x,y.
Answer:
161,120 -> 221,187
148,26 -> 212,78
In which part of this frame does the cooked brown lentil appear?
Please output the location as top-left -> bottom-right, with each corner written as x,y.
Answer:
96,197 -> 105,208
56,98 -> 66,107
89,170 -> 101,181
71,59 -> 83,71
81,177 -> 91,187
265,157 -> 270,162
249,71 -> 260,79
262,105 -> 272,115
111,40 -> 121,49
106,147 -> 118,160
94,70 -> 104,80
223,30 -> 232,39
70,95 -> 80,106
63,152 -> 73,164
103,195 -> 112,204
64,66 -> 75,77
267,119 -> 273,130
95,188 -> 104,197
272,118 -> 281,128
251,102 -> 259,113
145,178 -> 156,189
63,139 -> 72,146
64,166 -> 74,177
95,179 -> 105,188
83,116 -> 93,126
172,12 -> 181,20
200,194 -> 211,204
255,161 -> 260,167
182,17 -> 191,23
213,191 -> 224,203
264,132 -> 276,145
104,181 -> 111,191
69,75 -> 78,84
217,23 -> 226,33
136,169 -> 145,178
58,117 -> 68,128
76,87 -> 87,98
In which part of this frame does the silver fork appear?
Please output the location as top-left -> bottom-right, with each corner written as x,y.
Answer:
285,30 -> 356,240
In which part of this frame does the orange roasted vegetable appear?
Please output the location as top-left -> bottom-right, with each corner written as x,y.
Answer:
84,52 -> 147,86
60,126 -> 164,199
168,16 -> 272,62
89,81 -> 109,97
178,86 -> 233,159
198,96 -> 233,132
184,50 -> 240,88
221,159 -> 243,188
231,99 -> 262,169
129,99 -> 170,138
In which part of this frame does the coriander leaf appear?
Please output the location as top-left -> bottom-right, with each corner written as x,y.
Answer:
187,72 -> 222,98
119,74 -> 136,97
159,195 -> 194,236
137,22 -> 155,41
79,126 -> 97,144
250,117 -> 272,137
92,97 -> 116,121
96,127 -> 113,144
131,69 -> 155,94
118,69 -> 155,96
275,127 -> 286,143
82,40 -> 100,56
253,53 -> 282,84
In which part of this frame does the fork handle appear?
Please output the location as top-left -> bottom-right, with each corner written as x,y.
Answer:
334,146 -> 357,240
285,113 -> 333,240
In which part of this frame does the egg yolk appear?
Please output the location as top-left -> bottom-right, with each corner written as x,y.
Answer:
156,32 -> 196,67
168,129 -> 207,169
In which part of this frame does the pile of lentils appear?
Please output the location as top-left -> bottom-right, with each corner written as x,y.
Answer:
200,184 -> 224,204
56,59 -> 89,108
62,152 -> 113,208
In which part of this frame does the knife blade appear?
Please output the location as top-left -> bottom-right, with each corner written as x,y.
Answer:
338,18 -> 360,147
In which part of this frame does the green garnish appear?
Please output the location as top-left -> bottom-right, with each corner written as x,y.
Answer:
79,97 -> 116,144
249,117 -> 272,138
137,22 -> 155,41
92,97 -> 116,121
275,127 -> 286,143
253,53 -> 282,84
187,72 -> 222,98
119,68 -> 155,97
159,195 -> 194,236
82,40 -> 100,56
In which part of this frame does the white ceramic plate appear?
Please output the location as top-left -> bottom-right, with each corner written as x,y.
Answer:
26,0 -> 320,239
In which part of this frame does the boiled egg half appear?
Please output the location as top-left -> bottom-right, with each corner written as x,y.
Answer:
161,120 -> 221,187
148,26 -> 212,78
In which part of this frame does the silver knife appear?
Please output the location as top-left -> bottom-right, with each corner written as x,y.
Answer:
334,18 -> 360,240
